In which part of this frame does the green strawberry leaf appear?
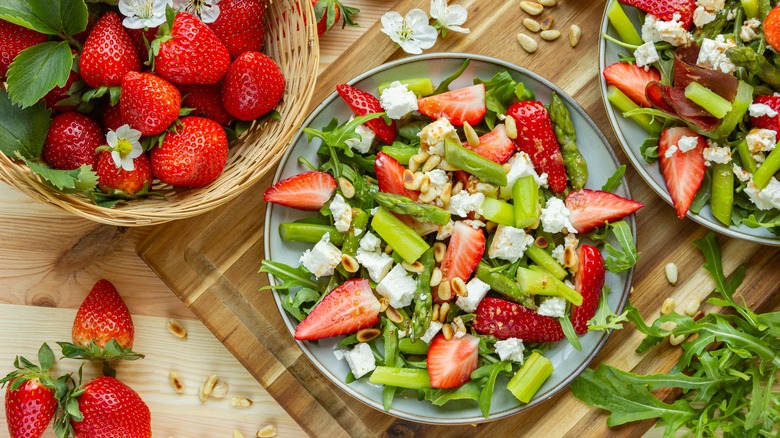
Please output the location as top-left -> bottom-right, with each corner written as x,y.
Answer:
0,90 -> 51,159
7,41 -> 73,109
20,157 -> 98,193
37,343 -> 55,372
28,0 -> 88,37
0,0 -> 57,34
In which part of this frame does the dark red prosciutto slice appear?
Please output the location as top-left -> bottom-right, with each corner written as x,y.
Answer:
646,82 -> 720,131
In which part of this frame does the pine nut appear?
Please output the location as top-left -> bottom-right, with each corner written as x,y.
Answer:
452,181 -> 463,194
520,1 -> 544,15
441,323 -> 454,340
569,24 -> 581,47
437,281 -> 451,301
234,430 -> 246,438
384,244 -> 393,254
453,316 -> 467,335
402,261 -> 425,273
168,371 -> 185,394
439,182 -> 452,204
257,425 -> 278,438
669,334 -> 686,346
403,169 -> 419,190
539,0 -> 556,6
338,177 -> 355,198
412,152 -> 430,164
432,303 -> 440,322
540,16 -> 554,31
430,268 -> 443,287
422,154 -> 442,173
420,175 -> 431,193
231,396 -> 253,408
534,236 -> 548,248
684,300 -> 700,316
211,381 -> 228,398
540,29 -> 561,41
505,117 -> 517,139
517,33 -> 538,53
357,327 -> 381,342
418,189 -> 438,203
341,254 -> 359,273
564,245 -> 579,270
661,298 -> 676,315
665,262 -> 678,285
522,18 -> 540,32
386,306 -> 404,324
439,302 -> 450,323
379,297 -> 390,312
203,374 -> 218,396
451,278 -> 468,297
434,242 -> 447,263
197,385 -> 207,402
167,319 -> 188,339
409,157 -> 421,172
464,121 -> 480,146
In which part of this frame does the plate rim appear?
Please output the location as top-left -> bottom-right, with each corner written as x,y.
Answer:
263,52 -> 636,424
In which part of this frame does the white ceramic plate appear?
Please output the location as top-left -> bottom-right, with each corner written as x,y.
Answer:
264,53 -> 636,424
599,4 -> 780,245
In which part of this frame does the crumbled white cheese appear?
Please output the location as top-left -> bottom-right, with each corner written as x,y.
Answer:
356,248 -> 393,283
494,338 -> 525,364
299,234 -> 342,278
354,228 -> 362,236
642,14 -> 693,47
678,135 -> 700,153
741,18 -> 762,42
420,321 -> 443,344
504,151 -> 548,190
462,219 -> 486,229
537,297 -> 567,318
703,145 -> 732,166
697,35 -> 737,74
448,190 -> 485,217
419,118 -> 457,156
359,231 -> 381,252
733,164 -> 751,183
540,197 -> 577,234
329,194 -> 352,232
664,144 -> 679,158
634,42 -> 660,69
693,6 -> 716,27
333,349 -> 345,361
744,178 -> 780,210
749,103 -> 779,118
344,343 -> 376,378
376,264 -> 417,308
727,9 -> 737,20
488,225 -> 534,263
344,117 -> 376,154
369,207 -> 379,216
424,168 -> 450,201
746,128 -> 777,153
455,278 -> 491,313
551,244 -> 565,265
379,81 -> 418,120
436,219 -> 455,240
697,0 -> 724,10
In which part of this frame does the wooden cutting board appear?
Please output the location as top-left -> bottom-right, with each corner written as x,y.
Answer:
138,0 -> 780,436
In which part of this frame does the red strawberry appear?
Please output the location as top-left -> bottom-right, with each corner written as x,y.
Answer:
42,112 -> 103,170
766,5 -> 780,51
375,151 -> 419,200
179,84 -> 232,126
102,103 -> 125,131
474,297 -> 565,342
42,69 -> 80,112
437,221 -> 485,302
565,189 -> 644,234
507,100 -> 568,193
750,95 -> 780,132
603,62 -> 661,108
658,127 -> 707,219
150,116 -> 229,188
417,84 -> 487,127
70,279 -> 135,349
264,171 -> 337,210
70,377 -> 151,438
221,51 -> 285,121
155,12 -> 231,85
0,20 -> 48,80
95,151 -> 153,197
79,12 -> 141,88
619,0 -> 696,29
120,71 -> 182,136
464,124 -> 514,164
4,378 -> 56,438
336,83 -> 397,144
126,26 -> 158,60
209,0 -> 266,58
571,245 -> 605,334
294,278 -> 380,340
427,334 -> 480,389
314,0 -> 341,36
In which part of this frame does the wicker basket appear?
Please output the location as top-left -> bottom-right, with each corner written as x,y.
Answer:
0,0 -> 319,227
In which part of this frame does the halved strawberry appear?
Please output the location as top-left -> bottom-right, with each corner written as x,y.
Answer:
658,127 -> 706,219
603,62 -> 661,108
750,95 -> 780,132
437,221 -> 485,302
294,278 -> 380,340
464,124 -> 514,164
507,100 -> 568,193
264,171 -> 337,210
619,0 -> 696,29
426,333 -> 480,389
375,151 -> 419,200
571,245 -> 605,334
336,83 -> 397,144
565,189 -> 644,234
417,84 -> 487,127
473,297 -> 564,343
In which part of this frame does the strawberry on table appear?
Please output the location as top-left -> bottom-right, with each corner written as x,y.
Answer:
336,83 -> 397,144
570,245 -> 606,334
221,51 -> 285,121
295,278 -> 380,340
209,0 -> 266,58
427,333 -> 480,389
473,297 -> 565,343
264,170 -> 337,210
155,12 -> 231,85
79,12 -> 141,89
67,377 -> 152,438
603,62 -> 661,108
750,95 -> 780,132
120,71 -> 182,136
618,0 -> 696,29
507,100 -> 568,193
42,112 -> 104,170
417,84 -> 487,127
375,151 -> 419,200
179,84 -> 233,126
565,189 -> 644,234
1,345 -> 61,438
437,221 -> 485,302
464,123 -> 514,164
658,127 -> 707,219
0,19 -> 48,80
313,0 -> 359,36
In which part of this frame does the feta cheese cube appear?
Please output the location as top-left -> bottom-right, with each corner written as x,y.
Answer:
733,164 -> 751,183
379,81 -> 418,120
677,135 -> 699,153
420,321 -> 443,343
537,297 -> 567,318
455,278 -> 491,313
504,151 -> 548,189
344,343 -> 376,378
436,220 -> 454,240
741,18 -> 762,42
344,117 -> 376,154
746,129 -> 777,154
425,169 -> 450,198
376,264 -> 417,308
551,244 -> 565,265
448,190 -> 485,217
642,14 -> 692,47
634,42 -> 660,69
356,248 -> 393,283
540,197 -> 577,234
330,194 -> 352,232
703,145 -> 732,166
333,349 -> 345,361
749,103 -> 778,118
697,35 -> 737,74
300,234 -> 342,278
419,118 -> 458,156
664,144 -> 679,158
488,225 -> 534,263
494,338 -> 525,363
359,231 -> 382,252
693,6 -> 716,27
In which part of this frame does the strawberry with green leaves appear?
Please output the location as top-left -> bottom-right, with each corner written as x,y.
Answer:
209,0 -> 266,58
0,19 -> 48,80
79,12 -> 141,89
42,112 -> 104,170
313,0 -> 360,36
95,151 -> 153,198
221,51 -> 285,121
120,71 -> 182,136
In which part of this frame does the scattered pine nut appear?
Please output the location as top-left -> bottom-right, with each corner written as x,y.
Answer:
357,327 -> 381,342
230,396 -> 253,408
665,262 -> 678,285
522,18 -> 541,32
441,323 -> 454,340
569,24 -> 581,47
379,297 -> 390,312
669,334 -> 686,346
451,278 -> 468,297
168,371 -> 185,394
166,319 -> 188,339
234,430 -> 246,438
418,189 -> 438,203
433,242 -> 447,263
257,425 -> 278,438
540,16 -> 554,31
684,300 -> 700,316
412,152 -> 430,164
420,175 -> 431,193
203,374 -> 218,396
197,384 -> 207,403
540,29 -> 561,41
338,177 -> 355,198
403,169 -> 420,190
539,0 -> 557,6
520,1 -> 544,15
430,267 -> 443,287
402,260 -> 425,273
439,182 -> 452,204
534,236 -> 548,248
439,302 -> 450,323
211,381 -> 228,399
517,33 -> 538,53
437,281 -> 452,301
422,154 -> 442,173
464,121 -> 480,146
661,298 -> 676,315
384,244 -> 394,254
432,303 -> 440,322
386,306 -> 404,324
505,116 -> 517,139
341,254 -> 359,273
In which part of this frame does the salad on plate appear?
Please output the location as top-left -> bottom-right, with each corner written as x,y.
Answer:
261,60 -> 642,417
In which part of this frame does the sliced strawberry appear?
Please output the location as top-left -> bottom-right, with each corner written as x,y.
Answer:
603,62 -> 661,108
264,171 -> 337,211
464,124 -> 514,164
571,245 -> 606,334
294,278 -> 380,340
750,95 -> 780,132
436,221 -> 485,302
375,151 -> 419,200
766,5 -> 780,51
426,333 -> 480,389
417,84 -> 487,127
619,0 -> 696,29
658,127 -> 707,219
473,297 -> 564,342
336,83 -> 396,144
565,189 -> 644,234
507,101 -> 568,193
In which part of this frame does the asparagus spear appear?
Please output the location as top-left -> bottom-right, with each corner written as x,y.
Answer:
410,249 -> 435,342
476,262 -> 535,308
373,192 -> 451,225
549,92 -> 588,189
727,46 -> 780,91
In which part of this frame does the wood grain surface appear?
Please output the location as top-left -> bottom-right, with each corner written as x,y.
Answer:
137,0 -> 780,437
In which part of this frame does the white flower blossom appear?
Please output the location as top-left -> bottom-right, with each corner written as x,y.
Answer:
118,0 -> 171,29
172,0 -> 221,23
430,0 -> 469,36
106,125 -> 144,172
380,9 -> 438,55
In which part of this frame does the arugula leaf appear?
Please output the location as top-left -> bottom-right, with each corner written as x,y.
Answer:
639,135 -> 659,163
29,0 -> 88,37
278,287 -> 320,322
603,221 -> 639,273
21,158 -> 97,193
559,315 -> 582,351
422,379 -> 483,406
587,286 -> 629,332
434,59 -> 470,95
474,361 -> 512,417
601,165 -> 626,193
0,90 -> 51,159
6,41 -> 73,108
689,168 -> 711,215
474,71 -> 519,130
259,260 -> 322,291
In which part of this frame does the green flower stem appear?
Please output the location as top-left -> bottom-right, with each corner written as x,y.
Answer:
516,267 -> 582,305
716,81 -> 754,139
752,143 -> 780,189
373,192 -> 451,225
381,144 -> 419,165
512,176 -> 539,229
378,78 -> 435,97
398,338 -> 430,355
684,82 -> 732,119
736,139 -> 757,173
476,262 -> 535,307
